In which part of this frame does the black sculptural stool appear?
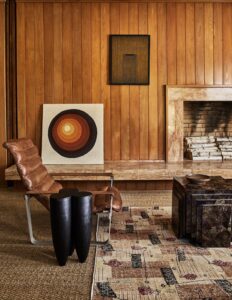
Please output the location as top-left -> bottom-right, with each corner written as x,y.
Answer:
50,193 -> 72,266
50,190 -> 92,266
72,192 -> 92,263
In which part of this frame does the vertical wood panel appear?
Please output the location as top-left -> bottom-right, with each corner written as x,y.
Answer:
17,3 -> 26,137
91,3 -> 101,103
110,3 -> 120,160
139,3 -> 148,160
44,3 -> 54,102
34,3 -> 44,147
176,3 -> 186,85
148,3 -> 158,160
63,3 -> 73,102
81,3 -> 91,101
0,2 -> 6,180
204,3 -> 214,84
72,3 -> 82,102
119,3 -> 129,160
213,3 -> 222,84
222,4 -> 232,84
157,3 -> 166,160
167,3 -> 176,85
195,3 -> 205,84
53,3 -> 63,102
185,3 -> 195,84
129,3 -> 139,160
100,3 -> 111,160
25,4 -> 35,141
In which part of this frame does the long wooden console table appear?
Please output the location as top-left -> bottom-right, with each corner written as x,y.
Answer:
5,161 -> 232,182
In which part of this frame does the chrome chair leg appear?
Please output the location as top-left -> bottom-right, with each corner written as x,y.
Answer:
24,194 -> 52,246
91,175 -> 114,246
91,213 -> 109,246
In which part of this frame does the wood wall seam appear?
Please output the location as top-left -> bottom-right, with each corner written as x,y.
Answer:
0,2 -> 7,181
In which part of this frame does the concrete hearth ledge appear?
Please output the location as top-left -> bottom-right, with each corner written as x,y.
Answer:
4,161 -> 232,181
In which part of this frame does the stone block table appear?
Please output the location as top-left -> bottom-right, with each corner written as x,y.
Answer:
172,176 -> 232,247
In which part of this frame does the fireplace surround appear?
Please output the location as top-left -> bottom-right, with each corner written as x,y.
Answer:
166,86 -> 232,162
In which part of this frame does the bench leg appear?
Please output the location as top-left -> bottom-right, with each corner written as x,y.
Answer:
7,180 -> 14,188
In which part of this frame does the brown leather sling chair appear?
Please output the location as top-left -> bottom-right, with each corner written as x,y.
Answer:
3,138 -> 122,245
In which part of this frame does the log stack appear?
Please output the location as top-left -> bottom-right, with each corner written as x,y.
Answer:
216,137 -> 232,160
184,136 -> 222,161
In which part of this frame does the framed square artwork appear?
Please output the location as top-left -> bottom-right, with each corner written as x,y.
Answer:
109,35 -> 150,85
42,104 -> 104,164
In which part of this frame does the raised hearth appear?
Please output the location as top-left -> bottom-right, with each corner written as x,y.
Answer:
5,161 -> 232,181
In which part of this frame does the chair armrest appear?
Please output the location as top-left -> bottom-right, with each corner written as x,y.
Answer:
91,191 -> 115,197
26,190 -> 55,195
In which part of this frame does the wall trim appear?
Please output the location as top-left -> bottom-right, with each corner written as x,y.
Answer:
15,0 -> 232,3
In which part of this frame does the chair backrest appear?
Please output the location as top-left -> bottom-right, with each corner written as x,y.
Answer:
3,138 -> 62,193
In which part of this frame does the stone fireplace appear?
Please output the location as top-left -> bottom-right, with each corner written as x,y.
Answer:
166,86 -> 232,162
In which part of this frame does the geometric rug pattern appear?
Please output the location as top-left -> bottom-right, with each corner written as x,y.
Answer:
92,206 -> 232,299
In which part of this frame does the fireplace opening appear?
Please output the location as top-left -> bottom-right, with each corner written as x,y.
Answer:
184,101 -> 232,161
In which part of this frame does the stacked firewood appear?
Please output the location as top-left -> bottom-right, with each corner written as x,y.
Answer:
184,136 -> 222,161
216,137 -> 232,160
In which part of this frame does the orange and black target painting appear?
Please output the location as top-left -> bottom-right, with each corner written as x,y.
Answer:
42,104 -> 104,164
48,109 -> 97,158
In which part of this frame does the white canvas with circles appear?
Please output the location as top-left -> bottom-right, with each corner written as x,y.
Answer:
42,104 -> 104,164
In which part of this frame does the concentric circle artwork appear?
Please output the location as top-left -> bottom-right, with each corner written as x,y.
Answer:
42,104 -> 104,164
48,109 -> 97,158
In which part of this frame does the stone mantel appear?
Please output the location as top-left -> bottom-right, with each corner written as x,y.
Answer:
166,85 -> 232,162
5,160 -> 232,181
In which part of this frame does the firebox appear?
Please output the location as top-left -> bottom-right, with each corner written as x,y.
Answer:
184,101 -> 232,138
166,86 -> 232,162
184,101 -> 232,161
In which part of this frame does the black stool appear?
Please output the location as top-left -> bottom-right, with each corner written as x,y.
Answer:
50,190 -> 92,266
50,193 -> 72,266
72,192 -> 92,263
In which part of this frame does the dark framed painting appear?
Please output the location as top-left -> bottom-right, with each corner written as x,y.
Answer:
109,35 -> 150,85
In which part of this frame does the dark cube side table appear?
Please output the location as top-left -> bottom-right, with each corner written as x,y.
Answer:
172,176 -> 232,247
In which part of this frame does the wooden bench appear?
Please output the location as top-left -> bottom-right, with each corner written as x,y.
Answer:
5,161 -> 232,182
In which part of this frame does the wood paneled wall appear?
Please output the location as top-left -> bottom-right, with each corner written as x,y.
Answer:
16,2 -> 232,161
0,2 -> 6,182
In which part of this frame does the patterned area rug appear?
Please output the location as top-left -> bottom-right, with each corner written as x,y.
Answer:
91,206 -> 232,299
